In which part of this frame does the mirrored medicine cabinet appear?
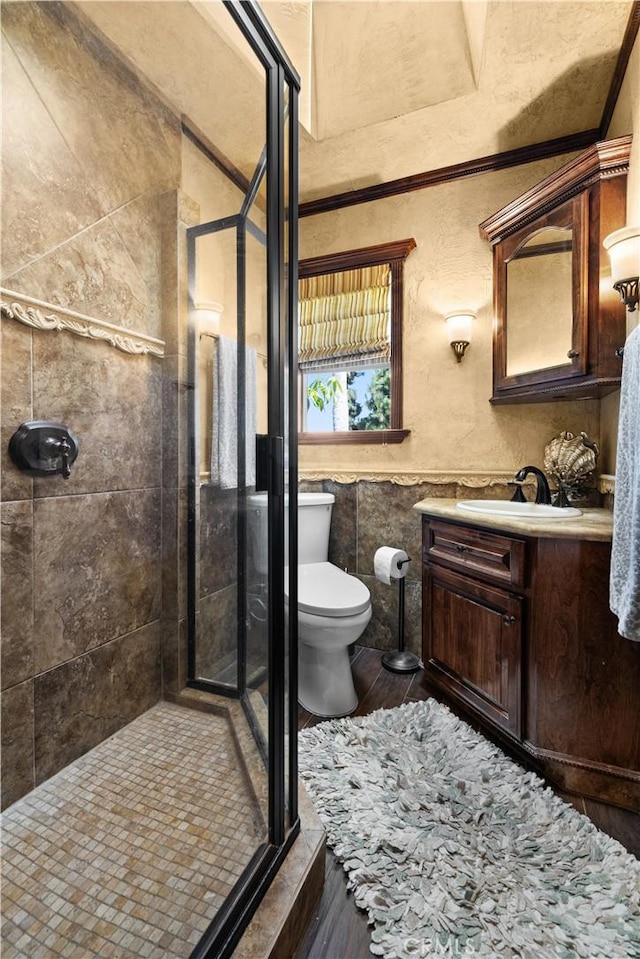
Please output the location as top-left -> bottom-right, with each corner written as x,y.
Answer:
480,136 -> 631,404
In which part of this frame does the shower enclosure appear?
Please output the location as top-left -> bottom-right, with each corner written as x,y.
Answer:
0,2 -> 300,957
184,2 -> 301,952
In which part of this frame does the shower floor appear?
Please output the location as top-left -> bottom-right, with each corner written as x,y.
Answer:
1,702 -> 267,958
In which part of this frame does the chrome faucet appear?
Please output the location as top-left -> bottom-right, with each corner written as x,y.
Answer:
514,465 -> 552,505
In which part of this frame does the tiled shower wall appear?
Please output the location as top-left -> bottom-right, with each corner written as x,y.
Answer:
0,2 -> 184,808
198,486 -> 238,678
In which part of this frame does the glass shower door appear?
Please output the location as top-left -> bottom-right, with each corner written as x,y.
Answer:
188,215 -> 269,701
183,2 -> 300,952
183,7 -> 300,952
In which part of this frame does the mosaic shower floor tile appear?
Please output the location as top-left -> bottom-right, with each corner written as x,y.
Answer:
1,702 -> 267,957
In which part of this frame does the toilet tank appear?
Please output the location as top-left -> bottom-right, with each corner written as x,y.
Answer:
298,492 -> 334,564
247,491 -> 334,573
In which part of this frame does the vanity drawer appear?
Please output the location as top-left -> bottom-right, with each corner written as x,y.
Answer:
423,519 -> 526,590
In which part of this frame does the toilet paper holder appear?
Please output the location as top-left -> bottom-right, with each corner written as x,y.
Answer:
380,554 -> 422,675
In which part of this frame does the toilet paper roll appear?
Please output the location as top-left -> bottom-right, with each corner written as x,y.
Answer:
374,547 -> 410,585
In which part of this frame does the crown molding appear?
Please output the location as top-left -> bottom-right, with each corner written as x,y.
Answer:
478,135 -> 631,245
182,118 -> 251,197
299,130 -> 602,219
299,238 -> 416,277
600,2 -> 640,138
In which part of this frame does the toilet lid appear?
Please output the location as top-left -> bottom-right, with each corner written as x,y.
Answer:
285,562 -> 371,618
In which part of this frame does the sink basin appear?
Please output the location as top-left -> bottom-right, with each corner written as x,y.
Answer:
456,500 -> 582,519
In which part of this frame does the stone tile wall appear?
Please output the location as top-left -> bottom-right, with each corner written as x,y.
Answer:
0,2 -> 182,808
299,478 -> 516,658
197,487 -> 239,679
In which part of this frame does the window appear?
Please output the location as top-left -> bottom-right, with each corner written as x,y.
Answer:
298,238 -> 416,444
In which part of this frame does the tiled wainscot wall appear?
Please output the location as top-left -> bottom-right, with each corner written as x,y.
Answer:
299,472 -> 604,659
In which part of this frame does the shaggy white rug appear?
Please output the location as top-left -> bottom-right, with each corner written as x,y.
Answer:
299,699 -> 640,959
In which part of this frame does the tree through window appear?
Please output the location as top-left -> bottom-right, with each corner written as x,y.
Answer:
298,239 -> 415,445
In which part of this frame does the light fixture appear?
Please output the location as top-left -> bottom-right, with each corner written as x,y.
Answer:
445,312 -> 475,362
603,226 -> 639,312
195,301 -> 224,335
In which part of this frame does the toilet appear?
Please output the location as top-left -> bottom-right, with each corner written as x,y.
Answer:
247,491 -> 372,717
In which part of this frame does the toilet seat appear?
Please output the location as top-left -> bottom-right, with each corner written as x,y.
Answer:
285,562 -> 370,618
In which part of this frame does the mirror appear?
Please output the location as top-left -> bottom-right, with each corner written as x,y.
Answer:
480,138 -> 629,404
487,191 -> 589,400
506,225 -> 573,376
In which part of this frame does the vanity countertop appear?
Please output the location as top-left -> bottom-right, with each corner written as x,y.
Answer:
413,497 -> 613,542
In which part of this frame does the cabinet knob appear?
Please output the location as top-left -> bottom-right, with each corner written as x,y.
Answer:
502,614 -> 517,626
454,544 -> 469,554
567,349 -> 580,359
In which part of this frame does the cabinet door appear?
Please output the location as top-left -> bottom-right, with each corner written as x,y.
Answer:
479,138 -> 631,404
423,564 -> 522,737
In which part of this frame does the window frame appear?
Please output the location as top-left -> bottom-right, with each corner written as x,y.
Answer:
298,237 -> 416,445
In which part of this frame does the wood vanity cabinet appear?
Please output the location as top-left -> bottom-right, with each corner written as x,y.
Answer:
421,515 -> 640,812
423,521 -> 525,737
479,136 -> 630,404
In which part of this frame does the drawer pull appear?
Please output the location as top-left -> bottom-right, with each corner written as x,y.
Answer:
502,615 -> 517,626
455,544 -> 469,554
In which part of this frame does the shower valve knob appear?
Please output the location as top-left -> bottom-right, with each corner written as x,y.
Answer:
8,420 -> 79,479
58,436 -> 72,478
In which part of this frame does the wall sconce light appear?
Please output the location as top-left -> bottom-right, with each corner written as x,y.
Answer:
603,226 -> 639,312
445,312 -> 475,362
195,301 -> 224,335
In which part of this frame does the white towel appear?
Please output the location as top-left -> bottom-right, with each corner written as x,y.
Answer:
610,323 -> 640,641
210,335 -> 257,490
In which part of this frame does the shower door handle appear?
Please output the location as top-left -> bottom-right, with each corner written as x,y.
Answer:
255,434 -> 269,491
271,436 -> 284,497
254,434 -> 284,494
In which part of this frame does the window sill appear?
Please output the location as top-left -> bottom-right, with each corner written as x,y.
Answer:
298,429 -> 410,445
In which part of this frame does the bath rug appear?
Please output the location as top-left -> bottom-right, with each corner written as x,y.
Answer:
299,699 -> 640,959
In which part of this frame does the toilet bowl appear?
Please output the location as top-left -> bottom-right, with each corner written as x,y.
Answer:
288,561 -> 372,717
247,491 -> 372,718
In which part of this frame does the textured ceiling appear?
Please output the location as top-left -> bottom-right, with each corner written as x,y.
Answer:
76,0 -> 633,202
310,2 -> 477,139
291,0 -> 632,201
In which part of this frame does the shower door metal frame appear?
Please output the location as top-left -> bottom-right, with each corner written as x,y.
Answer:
186,212 -> 266,705
185,2 -> 300,957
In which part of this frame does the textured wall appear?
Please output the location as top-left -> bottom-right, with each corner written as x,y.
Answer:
299,155 -> 601,476
609,32 -> 640,228
298,152 -> 626,659
600,30 -> 640,473
0,2 -> 181,807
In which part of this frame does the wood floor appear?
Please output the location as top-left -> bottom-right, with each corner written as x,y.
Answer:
295,645 -> 640,959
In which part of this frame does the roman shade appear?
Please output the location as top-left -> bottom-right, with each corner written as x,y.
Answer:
298,264 -> 391,372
